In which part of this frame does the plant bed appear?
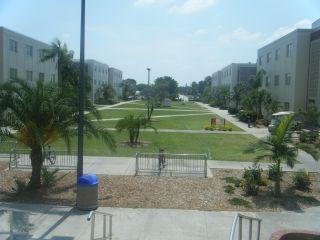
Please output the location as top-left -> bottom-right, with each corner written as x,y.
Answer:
1,169 -> 319,212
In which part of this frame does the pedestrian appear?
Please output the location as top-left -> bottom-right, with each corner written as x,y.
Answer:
247,115 -> 251,128
158,149 -> 166,170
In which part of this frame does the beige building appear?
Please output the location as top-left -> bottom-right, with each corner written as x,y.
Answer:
211,63 -> 256,90
0,27 -> 57,84
258,28 -> 312,111
108,67 -> 123,99
307,19 -> 320,108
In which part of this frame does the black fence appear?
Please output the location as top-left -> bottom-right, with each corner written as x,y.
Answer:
135,152 -> 208,178
0,141 -> 17,159
9,149 -> 77,170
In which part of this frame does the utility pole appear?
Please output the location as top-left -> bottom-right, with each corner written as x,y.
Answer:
77,0 -> 85,179
147,68 -> 151,120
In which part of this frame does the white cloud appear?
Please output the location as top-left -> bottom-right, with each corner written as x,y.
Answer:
217,27 -> 261,44
134,0 -> 170,6
261,19 -> 313,45
193,28 -> 209,36
170,0 -> 218,14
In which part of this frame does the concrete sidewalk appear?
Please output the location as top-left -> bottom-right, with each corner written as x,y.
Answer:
0,202 -> 319,240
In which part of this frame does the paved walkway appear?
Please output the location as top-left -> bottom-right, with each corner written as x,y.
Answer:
0,202 -> 319,240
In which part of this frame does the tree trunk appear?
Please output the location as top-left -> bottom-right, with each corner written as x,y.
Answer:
274,160 -> 281,197
129,130 -> 135,144
135,128 -> 140,144
29,146 -> 44,189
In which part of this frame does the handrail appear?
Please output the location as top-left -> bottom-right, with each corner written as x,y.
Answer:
229,213 -> 262,240
87,210 -> 113,240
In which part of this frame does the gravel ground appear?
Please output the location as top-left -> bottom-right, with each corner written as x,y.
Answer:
0,169 -> 319,212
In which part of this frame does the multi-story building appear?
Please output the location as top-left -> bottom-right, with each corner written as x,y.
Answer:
108,67 -> 123,99
258,28 -> 312,112
211,63 -> 256,90
84,59 -> 109,102
0,27 -> 57,84
307,19 -> 320,108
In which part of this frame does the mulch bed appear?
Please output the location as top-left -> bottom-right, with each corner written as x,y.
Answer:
0,168 -> 319,212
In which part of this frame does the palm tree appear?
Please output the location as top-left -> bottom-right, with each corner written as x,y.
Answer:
247,114 -> 298,196
115,114 -> 156,145
231,83 -> 244,111
40,39 -> 74,87
0,79 -> 115,189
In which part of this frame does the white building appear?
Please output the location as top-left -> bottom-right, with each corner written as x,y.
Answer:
0,27 -> 57,84
108,67 -> 123,99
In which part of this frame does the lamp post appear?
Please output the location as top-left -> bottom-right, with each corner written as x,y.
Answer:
77,0 -> 85,179
146,68 -> 151,119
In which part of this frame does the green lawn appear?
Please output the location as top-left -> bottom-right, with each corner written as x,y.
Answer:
116,100 -> 207,110
49,131 -> 260,161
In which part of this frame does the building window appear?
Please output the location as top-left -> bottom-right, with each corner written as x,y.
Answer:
51,74 -> 55,83
267,52 -> 271,63
26,45 -> 33,57
274,75 -> 279,86
39,72 -> 45,82
26,71 -> 33,82
9,39 -> 18,52
259,56 -> 263,66
39,49 -> 45,59
285,73 -> 291,85
275,49 -> 280,60
284,102 -> 290,111
286,43 -> 293,57
9,68 -> 17,79
265,76 -> 270,87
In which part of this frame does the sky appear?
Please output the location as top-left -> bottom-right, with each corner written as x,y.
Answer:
0,0 -> 319,86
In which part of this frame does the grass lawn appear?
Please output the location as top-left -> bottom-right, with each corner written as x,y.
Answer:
117,100 -> 206,110
94,113 -> 243,131
49,131 -> 259,161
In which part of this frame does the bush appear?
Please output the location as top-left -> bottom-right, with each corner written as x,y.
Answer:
299,130 -> 319,144
41,168 -> 59,187
228,108 -> 238,115
224,185 -> 235,194
14,178 -> 29,194
204,125 -> 216,131
228,198 -> 251,208
243,164 -> 262,196
293,170 -> 311,191
237,110 -> 257,123
217,125 -> 233,131
223,177 -> 241,187
268,164 -> 283,181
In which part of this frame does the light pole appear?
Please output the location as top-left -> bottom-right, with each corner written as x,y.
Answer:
146,68 -> 151,119
77,0 -> 85,179
147,68 -> 151,85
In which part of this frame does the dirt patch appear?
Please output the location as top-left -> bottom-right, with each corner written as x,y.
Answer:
0,169 -> 319,212
0,161 -> 9,171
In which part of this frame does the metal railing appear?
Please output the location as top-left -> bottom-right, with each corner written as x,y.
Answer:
9,149 -> 77,170
0,140 -> 17,159
135,152 -> 208,178
229,214 -> 262,240
87,210 -> 113,240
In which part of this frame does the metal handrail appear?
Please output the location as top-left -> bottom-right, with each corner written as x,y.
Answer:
87,210 -> 113,240
229,213 -> 262,240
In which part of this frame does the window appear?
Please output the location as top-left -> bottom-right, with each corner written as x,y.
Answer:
50,74 -> 55,83
286,43 -> 293,57
9,39 -> 18,52
274,75 -> 279,86
265,76 -> 270,87
285,73 -> 291,85
275,49 -> 280,60
9,68 -> 17,79
267,52 -> 271,63
259,56 -> 263,66
39,72 -> 45,82
39,49 -> 45,59
284,102 -> 290,111
26,71 -> 33,82
26,45 -> 33,57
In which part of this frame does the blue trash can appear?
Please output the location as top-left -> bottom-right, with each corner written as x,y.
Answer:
76,174 -> 98,210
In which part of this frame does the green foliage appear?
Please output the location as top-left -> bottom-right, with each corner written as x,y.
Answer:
14,178 -> 29,194
293,170 -> 311,191
237,110 -> 257,123
304,103 -> 320,128
96,84 -> 117,104
243,164 -> 262,196
122,79 -> 137,100
115,114 -> 156,144
41,168 -> 59,187
268,164 -> 283,181
154,76 -> 178,101
204,125 -> 215,131
223,177 -> 241,187
224,185 -> 235,194
228,198 -> 251,208
299,130 -> 318,144
298,143 -> 320,161
210,85 -> 230,109
217,125 -> 233,131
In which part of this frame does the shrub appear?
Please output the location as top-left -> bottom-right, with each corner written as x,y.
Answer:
228,108 -> 238,115
217,125 -> 233,131
223,177 -> 241,187
268,164 -> 283,181
237,110 -> 257,123
14,178 -> 29,194
293,170 -> 311,191
228,198 -> 251,208
41,168 -> 59,187
299,130 -> 319,144
204,125 -> 216,131
224,185 -> 235,194
243,164 -> 262,196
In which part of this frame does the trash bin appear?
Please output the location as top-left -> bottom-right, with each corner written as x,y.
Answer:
76,174 -> 98,210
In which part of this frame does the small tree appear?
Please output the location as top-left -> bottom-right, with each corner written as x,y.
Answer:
115,115 -> 156,145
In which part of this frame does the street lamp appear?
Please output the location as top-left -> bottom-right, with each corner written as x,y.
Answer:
147,68 -> 151,86
146,68 -> 151,120
77,0 -> 86,179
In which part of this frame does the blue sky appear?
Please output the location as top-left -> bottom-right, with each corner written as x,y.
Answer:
0,0 -> 319,85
